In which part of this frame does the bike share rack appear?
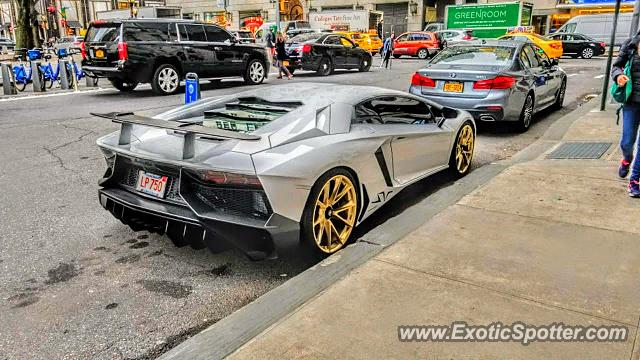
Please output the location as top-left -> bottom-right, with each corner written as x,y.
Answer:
1,62 -> 17,95
58,59 -> 71,90
30,60 -> 44,93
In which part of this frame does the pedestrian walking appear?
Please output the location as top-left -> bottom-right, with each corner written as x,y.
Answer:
381,33 -> 395,69
275,32 -> 293,80
612,31 -> 640,197
377,19 -> 384,39
266,26 -> 276,64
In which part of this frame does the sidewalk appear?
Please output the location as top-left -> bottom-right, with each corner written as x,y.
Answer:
227,104 -> 640,359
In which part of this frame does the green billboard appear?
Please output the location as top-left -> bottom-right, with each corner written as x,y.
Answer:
445,2 -> 533,38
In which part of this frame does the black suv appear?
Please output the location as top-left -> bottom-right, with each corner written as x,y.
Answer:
82,19 -> 269,95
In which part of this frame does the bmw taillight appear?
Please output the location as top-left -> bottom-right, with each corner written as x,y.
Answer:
473,76 -> 516,90
117,41 -> 128,61
197,170 -> 263,189
411,72 -> 436,87
80,41 -> 87,60
302,44 -> 312,54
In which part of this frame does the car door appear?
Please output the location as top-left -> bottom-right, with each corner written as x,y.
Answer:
393,33 -> 409,55
323,35 -> 345,67
205,25 -> 243,76
354,96 -> 453,184
562,34 -> 579,54
533,45 -> 562,105
179,24 -> 214,77
522,44 -> 552,109
339,36 -> 359,67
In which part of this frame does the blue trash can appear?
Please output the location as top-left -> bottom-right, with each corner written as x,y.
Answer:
185,72 -> 200,104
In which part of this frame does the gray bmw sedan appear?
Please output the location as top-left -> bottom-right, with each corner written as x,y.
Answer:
409,40 -> 566,131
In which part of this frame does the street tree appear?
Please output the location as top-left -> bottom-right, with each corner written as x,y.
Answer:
15,0 -> 40,49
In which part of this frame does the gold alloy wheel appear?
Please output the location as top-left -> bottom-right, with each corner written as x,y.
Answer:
312,174 -> 357,254
455,124 -> 474,173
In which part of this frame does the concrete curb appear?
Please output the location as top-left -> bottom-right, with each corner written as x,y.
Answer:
158,98 -> 604,360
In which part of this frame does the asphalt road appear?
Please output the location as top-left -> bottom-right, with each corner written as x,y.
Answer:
0,55 -> 607,360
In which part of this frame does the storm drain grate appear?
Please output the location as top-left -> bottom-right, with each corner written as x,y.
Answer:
547,142 -> 612,159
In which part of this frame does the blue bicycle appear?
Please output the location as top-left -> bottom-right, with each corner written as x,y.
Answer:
66,48 -> 99,87
12,48 -> 47,92
40,48 -> 74,88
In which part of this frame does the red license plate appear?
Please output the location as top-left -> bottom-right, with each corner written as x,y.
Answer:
135,171 -> 169,198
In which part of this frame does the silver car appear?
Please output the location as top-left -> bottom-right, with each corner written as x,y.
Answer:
409,40 -> 567,131
435,29 -> 475,49
95,83 -> 475,259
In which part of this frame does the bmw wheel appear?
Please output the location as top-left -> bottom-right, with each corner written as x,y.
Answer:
517,94 -> 534,132
317,57 -> 332,76
359,56 -> 371,72
449,121 -> 475,177
417,48 -> 429,59
302,168 -> 358,256
244,58 -> 266,85
152,64 -> 180,95
581,47 -> 594,59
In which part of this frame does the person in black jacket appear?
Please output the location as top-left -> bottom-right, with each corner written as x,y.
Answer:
275,32 -> 293,79
612,34 -> 640,197
377,19 -> 384,39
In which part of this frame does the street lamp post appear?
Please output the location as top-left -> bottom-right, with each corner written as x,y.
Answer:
600,0 -> 622,111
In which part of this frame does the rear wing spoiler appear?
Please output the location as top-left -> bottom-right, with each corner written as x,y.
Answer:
91,112 -> 260,159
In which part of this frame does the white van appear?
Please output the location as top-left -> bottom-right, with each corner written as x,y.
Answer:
556,13 -> 632,46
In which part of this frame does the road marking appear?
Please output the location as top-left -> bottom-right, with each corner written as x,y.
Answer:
0,87 -> 111,102
568,73 -> 579,77
594,74 -> 605,79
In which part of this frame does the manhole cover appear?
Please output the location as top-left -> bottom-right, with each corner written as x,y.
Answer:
547,142 -> 612,159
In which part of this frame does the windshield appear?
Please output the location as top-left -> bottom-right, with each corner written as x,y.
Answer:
431,46 -> 516,66
289,32 -> 322,43
86,23 -> 121,43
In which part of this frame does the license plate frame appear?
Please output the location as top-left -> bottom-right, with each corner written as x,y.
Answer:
444,81 -> 464,93
135,171 -> 169,199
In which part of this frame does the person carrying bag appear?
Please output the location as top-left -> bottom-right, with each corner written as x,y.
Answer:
612,34 -> 640,197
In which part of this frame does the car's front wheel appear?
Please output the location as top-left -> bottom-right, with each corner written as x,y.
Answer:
152,64 -> 180,95
301,168 -> 359,256
581,47 -> 595,59
244,58 -> 266,85
109,78 -> 138,92
417,48 -> 429,59
449,121 -> 475,177
393,54 -> 401,59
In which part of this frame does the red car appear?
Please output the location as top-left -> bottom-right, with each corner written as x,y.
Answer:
393,31 -> 439,59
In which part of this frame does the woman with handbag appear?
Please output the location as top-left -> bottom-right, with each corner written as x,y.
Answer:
612,35 -> 640,197
274,32 -> 293,80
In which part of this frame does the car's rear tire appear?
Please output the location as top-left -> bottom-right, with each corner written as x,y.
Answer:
517,93 -> 534,132
581,47 -> 595,59
417,48 -> 429,59
317,57 -> 332,76
393,54 -> 401,59
448,121 -> 475,177
359,56 -> 372,72
244,58 -> 266,85
301,168 -> 359,257
552,79 -> 566,110
151,63 -> 180,95
109,78 -> 138,92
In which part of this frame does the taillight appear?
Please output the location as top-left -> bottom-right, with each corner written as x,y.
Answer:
549,42 -> 562,50
600,42 -> 606,47
198,170 -> 262,189
411,72 -> 436,87
462,35 -> 472,40
473,76 -> 516,90
117,41 -> 128,61
80,41 -> 86,60
302,44 -> 312,54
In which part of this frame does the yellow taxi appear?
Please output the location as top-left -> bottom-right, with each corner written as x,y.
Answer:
498,30 -> 563,59
336,32 -> 382,55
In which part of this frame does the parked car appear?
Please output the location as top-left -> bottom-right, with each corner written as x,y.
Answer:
423,22 -> 445,32
82,19 -> 269,95
0,37 -> 15,53
409,40 -> 567,132
54,36 -> 84,51
232,30 -> 256,44
285,32 -> 372,75
255,21 -> 313,44
393,31 -> 439,59
498,32 -> 563,59
546,32 -> 605,59
362,33 -> 382,55
554,13 -> 631,46
435,29 -> 475,49
94,83 -> 475,258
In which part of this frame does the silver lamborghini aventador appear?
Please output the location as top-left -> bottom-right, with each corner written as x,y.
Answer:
95,83 -> 475,260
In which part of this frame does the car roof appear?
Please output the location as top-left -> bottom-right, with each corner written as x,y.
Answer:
452,39 -> 522,47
